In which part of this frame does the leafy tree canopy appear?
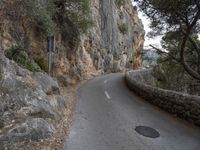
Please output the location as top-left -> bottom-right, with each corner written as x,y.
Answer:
0,0 -> 92,53
135,0 -> 200,80
0,0 -> 92,37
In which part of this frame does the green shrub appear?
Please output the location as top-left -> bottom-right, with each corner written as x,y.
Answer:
5,46 -> 40,72
25,0 -> 56,36
5,46 -> 28,65
0,112 -> 4,129
118,23 -> 128,34
34,57 -> 48,73
26,62 -> 40,72
116,0 -> 126,7
133,6 -> 137,11
0,69 -> 2,80
2,0 -> 93,52
57,0 -> 93,34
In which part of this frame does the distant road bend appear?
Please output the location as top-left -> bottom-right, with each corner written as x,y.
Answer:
63,73 -> 200,150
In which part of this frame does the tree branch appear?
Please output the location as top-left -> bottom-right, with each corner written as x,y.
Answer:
150,44 -> 180,63
195,0 -> 200,10
180,9 -> 200,80
188,36 -> 200,56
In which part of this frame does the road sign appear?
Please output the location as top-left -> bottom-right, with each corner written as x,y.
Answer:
47,36 -> 55,75
47,36 -> 55,52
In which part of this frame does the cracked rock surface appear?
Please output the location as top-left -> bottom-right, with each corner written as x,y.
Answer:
0,57 -> 66,146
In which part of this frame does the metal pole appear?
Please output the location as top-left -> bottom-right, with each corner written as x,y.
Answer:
52,36 -> 55,76
53,36 -> 55,52
0,32 -> 3,57
48,37 -> 51,76
47,36 -> 55,76
0,32 -> 3,79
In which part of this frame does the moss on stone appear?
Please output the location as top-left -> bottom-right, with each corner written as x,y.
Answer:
34,57 -> 48,73
116,0 -> 126,7
5,46 -> 41,72
118,22 -> 128,34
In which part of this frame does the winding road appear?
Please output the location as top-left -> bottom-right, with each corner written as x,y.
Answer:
63,74 -> 200,150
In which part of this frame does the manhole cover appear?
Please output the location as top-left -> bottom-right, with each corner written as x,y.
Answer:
135,126 -> 160,138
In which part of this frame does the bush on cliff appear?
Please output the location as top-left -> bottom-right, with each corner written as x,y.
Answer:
5,46 -> 41,72
34,57 -> 48,73
118,22 -> 128,34
116,0 -> 126,7
0,0 -> 92,54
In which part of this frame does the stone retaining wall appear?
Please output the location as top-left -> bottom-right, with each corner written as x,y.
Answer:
125,69 -> 200,126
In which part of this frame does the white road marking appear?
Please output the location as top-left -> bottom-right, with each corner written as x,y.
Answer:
104,80 -> 108,84
105,91 -> 111,99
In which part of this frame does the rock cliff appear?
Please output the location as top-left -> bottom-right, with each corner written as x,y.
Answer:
0,0 -> 144,147
0,56 -> 66,147
53,0 -> 144,80
2,0 -> 144,82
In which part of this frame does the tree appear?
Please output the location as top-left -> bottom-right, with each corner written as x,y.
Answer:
0,0 -> 57,57
0,0 -> 92,52
153,32 -> 200,94
135,0 -> 200,80
54,0 -> 93,49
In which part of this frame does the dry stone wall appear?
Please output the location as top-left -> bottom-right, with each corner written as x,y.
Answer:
125,69 -> 200,127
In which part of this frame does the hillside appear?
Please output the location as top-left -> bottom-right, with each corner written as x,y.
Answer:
0,0 -> 144,149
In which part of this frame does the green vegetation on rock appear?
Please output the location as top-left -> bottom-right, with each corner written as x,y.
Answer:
5,46 -> 41,72
0,0 -> 93,51
5,46 -> 29,65
34,57 -> 48,73
54,0 -> 93,48
116,0 -> 126,7
25,0 -> 57,36
118,22 -> 128,34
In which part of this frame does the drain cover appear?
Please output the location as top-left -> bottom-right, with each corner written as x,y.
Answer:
135,126 -> 160,138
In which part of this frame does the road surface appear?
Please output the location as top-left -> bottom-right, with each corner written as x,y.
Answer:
63,73 -> 200,150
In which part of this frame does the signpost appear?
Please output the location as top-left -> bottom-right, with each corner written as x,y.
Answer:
0,32 -> 3,79
47,36 -> 55,76
0,32 -> 3,56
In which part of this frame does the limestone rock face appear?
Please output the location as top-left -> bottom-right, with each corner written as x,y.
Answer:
0,0 -> 144,146
1,0 -> 144,82
0,57 -> 66,144
89,0 -> 144,71
33,72 -> 60,95
53,0 -> 144,80
0,118 -> 55,143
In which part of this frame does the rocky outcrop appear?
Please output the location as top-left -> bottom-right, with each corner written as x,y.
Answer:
0,0 -> 145,146
79,0 -> 144,73
73,0 -> 144,76
1,118 -> 55,143
125,69 -> 200,127
2,0 -> 144,82
0,57 -> 66,146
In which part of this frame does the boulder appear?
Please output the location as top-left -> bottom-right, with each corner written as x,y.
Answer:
0,118 -> 55,143
57,75 -> 73,87
49,95 -> 66,110
33,72 -> 60,95
0,58 -> 65,144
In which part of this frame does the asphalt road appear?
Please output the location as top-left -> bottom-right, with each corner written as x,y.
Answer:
63,73 -> 200,150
